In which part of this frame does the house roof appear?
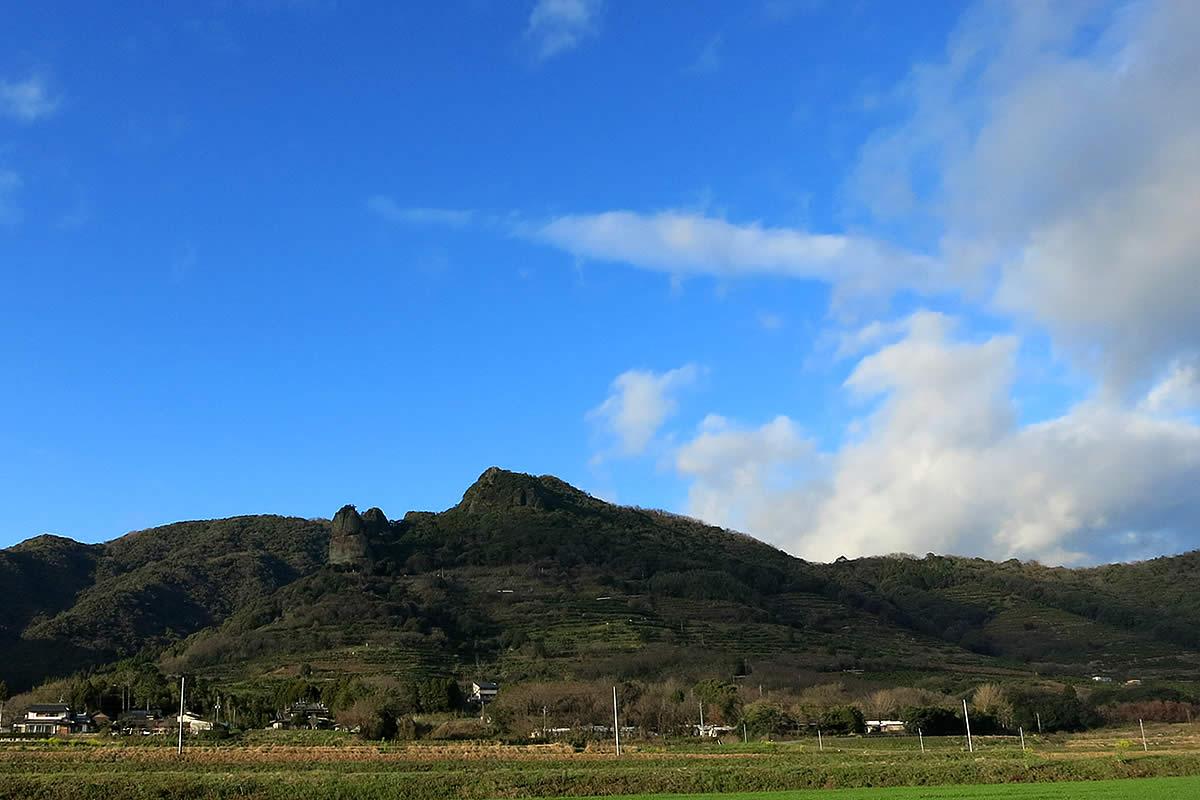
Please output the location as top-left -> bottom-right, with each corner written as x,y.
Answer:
474,681 -> 499,690
27,704 -> 71,714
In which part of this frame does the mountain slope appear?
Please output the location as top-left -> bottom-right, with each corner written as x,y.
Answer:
3,468 -> 1199,695
0,516 -> 329,689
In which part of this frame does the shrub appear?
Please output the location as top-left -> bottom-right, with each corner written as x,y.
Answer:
902,706 -> 961,735
742,701 -> 795,739
820,705 -> 865,735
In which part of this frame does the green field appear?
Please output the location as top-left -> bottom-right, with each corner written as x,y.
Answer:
540,778 -> 1200,800
5,731 -> 1200,800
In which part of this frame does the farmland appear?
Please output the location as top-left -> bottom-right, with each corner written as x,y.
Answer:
5,724 -> 1200,800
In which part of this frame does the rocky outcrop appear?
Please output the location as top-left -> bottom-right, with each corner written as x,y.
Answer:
328,504 -> 372,567
456,467 -> 561,514
361,507 -> 390,534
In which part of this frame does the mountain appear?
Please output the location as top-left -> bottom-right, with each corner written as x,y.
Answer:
3,468 -> 1200,696
0,516 -> 329,690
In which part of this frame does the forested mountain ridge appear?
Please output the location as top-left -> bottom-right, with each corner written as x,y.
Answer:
0,516 -> 330,690
3,468 -> 1200,695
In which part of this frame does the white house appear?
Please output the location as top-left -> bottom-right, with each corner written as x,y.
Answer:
178,712 -> 214,733
696,723 -> 736,738
865,719 -> 907,733
470,681 -> 499,702
14,704 -> 73,735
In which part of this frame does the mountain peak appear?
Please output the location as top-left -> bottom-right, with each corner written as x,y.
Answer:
8,533 -> 95,555
455,467 -> 596,514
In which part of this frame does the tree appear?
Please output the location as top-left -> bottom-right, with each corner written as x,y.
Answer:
742,701 -> 795,739
1011,685 -> 1099,733
694,680 -> 741,724
820,705 -> 865,735
361,705 -> 399,740
971,683 -> 1014,730
901,706 -> 960,735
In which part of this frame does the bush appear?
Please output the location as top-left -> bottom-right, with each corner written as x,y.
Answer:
361,707 -> 398,741
902,706 -> 961,735
742,702 -> 795,739
820,705 -> 865,735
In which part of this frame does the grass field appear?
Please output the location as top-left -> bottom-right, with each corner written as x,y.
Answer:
4,726 -> 1200,799
537,778 -> 1200,799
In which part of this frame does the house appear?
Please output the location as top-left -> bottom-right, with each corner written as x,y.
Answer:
285,701 -> 333,729
865,719 -> 907,734
71,712 -> 99,733
14,704 -> 74,735
1125,679 -> 1143,686
530,726 -> 574,738
1092,676 -> 1114,683
119,709 -> 164,736
178,712 -> 214,733
696,723 -> 736,738
470,681 -> 499,702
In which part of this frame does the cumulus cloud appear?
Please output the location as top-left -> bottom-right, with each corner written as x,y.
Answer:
532,210 -> 940,298
677,414 -> 818,534
676,313 -> 1200,565
588,364 -> 702,458
852,0 -> 1200,389
524,0 -> 602,61
0,75 -> 59,121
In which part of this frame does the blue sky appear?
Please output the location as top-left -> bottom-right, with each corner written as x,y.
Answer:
3,0 -> 1198,565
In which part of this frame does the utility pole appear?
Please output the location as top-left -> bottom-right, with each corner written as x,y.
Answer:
542,706 -> 547,739
177,677 -> 185,756
817,727 -> 823,751
1140,719 -> 1148,752
962,699 -> 974,753
918,728 -> 924,754
699,701 -> 704,733
1036,712 -> 1042,734
612,686 -> 621,756
1019,727 -> 1025,751
743,722 -> 747,743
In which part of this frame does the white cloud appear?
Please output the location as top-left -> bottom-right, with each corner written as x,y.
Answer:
397,1 -> 1196,398
588,364 -> 702,458
0,170 -> 22,225
524,0 -> 602,61
689,35 -> 723,75
851,0 -> 1200,389
676,312 -> 1200,565
0,75 -> 59,121
677,415 -> 817,534
831,317 -> 907,360
367,195 -> 473,226
532,210 -> 940,299
1140,360 -> 1200,416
